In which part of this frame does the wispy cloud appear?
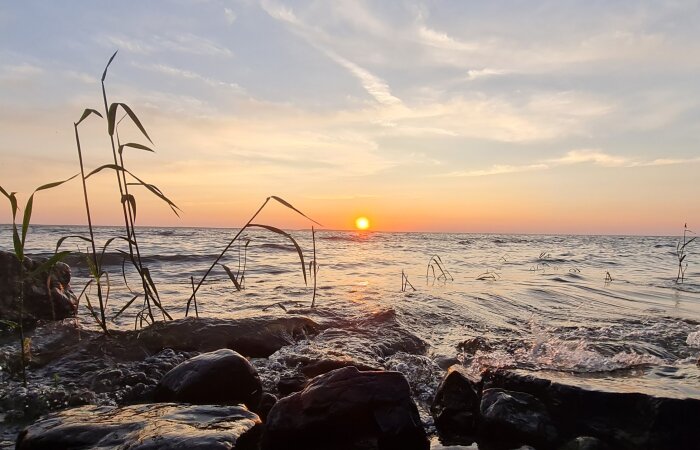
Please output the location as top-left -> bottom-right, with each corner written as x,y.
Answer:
440,149 -> 700,178
102,33 -> 232,57
224,7 -> 237,25
139,63 -> 245,93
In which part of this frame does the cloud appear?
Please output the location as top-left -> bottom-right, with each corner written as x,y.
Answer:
547,149 -> 629,167
139,63 -> 245,93
439,149 -> 700,178
466,68 -> 507,81
102,33 -> 232,57
224,7 -> 237,24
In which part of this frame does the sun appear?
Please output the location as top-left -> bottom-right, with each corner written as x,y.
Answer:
355,216 -> 370,230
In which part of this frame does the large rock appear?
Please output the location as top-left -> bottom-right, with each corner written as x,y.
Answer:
483,368 -> 700,450
262,366 -> 429,450
16,403 -> 261,449
479,388 -> 558,448
134,316 -> 319,357
154,348 -> 262,409
0,250 -> 78,323
431,367 -> 481,438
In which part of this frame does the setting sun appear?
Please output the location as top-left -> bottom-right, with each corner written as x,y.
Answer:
355,216 -> 370,230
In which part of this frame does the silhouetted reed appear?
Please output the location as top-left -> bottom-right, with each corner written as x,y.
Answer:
676,224 -> 696,283
401,270 -> 416,292
426,255 -> 454,282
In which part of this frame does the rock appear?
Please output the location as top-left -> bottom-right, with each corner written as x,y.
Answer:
257,392 -> 277,421
134,316 -> 319,357
457,336 -> 491,355
479,388 -> 558,448
434,355 -> 460,370
154,348 -> 262,409
431,368 -> 481,438
277,374 -> 308,396
262,366 -> 429,450
16,403 -> 261,449
0,250 -> 78,323
483,369 -> 700,450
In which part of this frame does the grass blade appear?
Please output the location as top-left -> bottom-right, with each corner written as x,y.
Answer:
121,194 -> 136,220
76,108 -> 103,126
108,102 -> 153,144
248,223 -> 307,285
101,50 -> 118,82
119,142 -> 154,154
21,194 -> 34,247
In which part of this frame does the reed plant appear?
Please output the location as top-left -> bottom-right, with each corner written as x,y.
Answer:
676,224 -> 696,283
401,269 -> 416,292
185,196 -> 321,315
426,255 -> 454,282
1,177 -> 77,384
61,52 -> 179,331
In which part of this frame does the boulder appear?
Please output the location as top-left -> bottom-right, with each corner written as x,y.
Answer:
483,368 -> 700,450
16,403 -> 261,449
479,388 -> 558,448
262,366 -> 429,450
154,348 -> 262,409
0,250 -> 78,323
558,436 -> 612,450
431,367 -> 481,438
134,316 -> 319,357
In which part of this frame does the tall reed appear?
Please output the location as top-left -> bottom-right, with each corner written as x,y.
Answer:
676,223 -> 696,283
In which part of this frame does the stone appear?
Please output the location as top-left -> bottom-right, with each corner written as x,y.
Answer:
483,368 -> 700,450
134,316 -> 319,357
0,250 -> 78,323
154,348 -> 262,409
479,388 -> 558,448
277,374 -> 308,396
16,403 -> 261,449
431,368 -> 481,438
262,366 -> 429,450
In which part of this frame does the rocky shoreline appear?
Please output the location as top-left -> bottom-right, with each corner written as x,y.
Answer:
2,252 -> 700,449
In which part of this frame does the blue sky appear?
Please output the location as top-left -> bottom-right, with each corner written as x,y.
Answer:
1,1 -> 699,233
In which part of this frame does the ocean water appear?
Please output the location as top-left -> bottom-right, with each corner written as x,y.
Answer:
2,224 -> 700,396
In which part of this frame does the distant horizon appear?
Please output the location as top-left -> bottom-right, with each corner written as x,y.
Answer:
0,222 -> 685,239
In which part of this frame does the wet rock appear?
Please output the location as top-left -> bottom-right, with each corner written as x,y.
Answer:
277,374 -> 308,396
558,436 -> 611,450
154,348 -> 262,409
257,392 -> 277,421
483,369 -> 700,450
262,366 -> 429,450
434,355 -> 460,370
301,357 -> 378,377
0,251 -> 78,323
16,403 -> 261,449
134,316 -> 319,357
431,368 -> 481,439
457,336 -> 491,355
479,388 -> 558,448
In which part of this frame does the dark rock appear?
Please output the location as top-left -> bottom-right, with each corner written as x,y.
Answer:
480,388 -> 558,448
277,374 -> 308,396
256,392 -> 277,421
0,251 -> 78,323
434,355 -> 460,370
431,368 -> 481,438
458,336 -> 491,355
262,366 -> 429,450
154,348 -> 262,409
301,357 -> 379,377
483,369 -> 700,450
16,403 -> 261,449
135,316 -> 319,357
558,436 -> 612,450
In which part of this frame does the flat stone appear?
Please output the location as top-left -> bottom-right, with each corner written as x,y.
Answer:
16,403 -> 261,449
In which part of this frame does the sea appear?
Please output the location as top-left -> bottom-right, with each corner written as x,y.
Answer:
2,224 -> 700,410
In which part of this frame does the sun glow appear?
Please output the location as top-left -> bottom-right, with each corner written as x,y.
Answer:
355,216 -> 370,230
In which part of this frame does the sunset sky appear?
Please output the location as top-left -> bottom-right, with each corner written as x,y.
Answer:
1,1 -> 699,234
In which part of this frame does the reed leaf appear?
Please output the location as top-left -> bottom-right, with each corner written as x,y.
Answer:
220,263 -> 243,291
35,174 -> 79,192
119,142 -> 154,154
108,102 -> 153,144
28,251 -> 72,278
76,108 -> 103,126
21,195 -> 34,247
270,195 -> 322,226
248,223 -> 307,285
121,194 -> 136,220
101,50 -> 118,82
55,235 -> 92,254
112,293 -> 141,321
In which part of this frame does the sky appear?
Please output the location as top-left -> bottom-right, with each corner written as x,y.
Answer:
1,0 -> 699,234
